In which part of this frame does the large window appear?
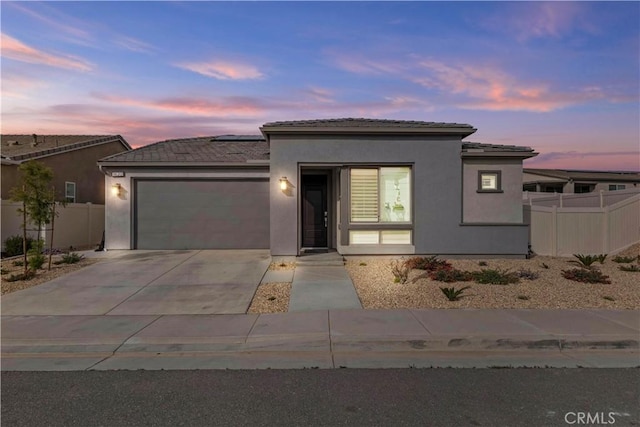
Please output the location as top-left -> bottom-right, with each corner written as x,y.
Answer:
350,167 -> 411,223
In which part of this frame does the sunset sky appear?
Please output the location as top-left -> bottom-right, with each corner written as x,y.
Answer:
2,1 -> 638,171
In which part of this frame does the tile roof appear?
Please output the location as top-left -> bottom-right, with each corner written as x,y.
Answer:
1,135 -> 130,161
462,142 -> 535,153
100,135 -> 269,163
262,118 -> 474,129
524,168 -> 640,182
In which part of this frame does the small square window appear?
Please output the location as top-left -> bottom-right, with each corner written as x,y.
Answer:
478,171 -> 502,192
65,181 -> 76,203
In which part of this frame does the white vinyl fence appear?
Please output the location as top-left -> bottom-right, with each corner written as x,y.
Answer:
523,187 -> 640,208
1,200 -> 104,251
523,193 -> 640,257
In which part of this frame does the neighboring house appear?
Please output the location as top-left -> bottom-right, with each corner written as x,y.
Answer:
99,118 -> 537,257
523,168 -> 640,194
1,134 -> 132,204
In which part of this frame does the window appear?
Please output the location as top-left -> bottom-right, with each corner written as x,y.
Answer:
65,181 -> 76,203
478,171 -> 502,192
609,184 -> 626,191
349,230 -> 412,245
350,167 -> 411,223
574,183 -> 595,193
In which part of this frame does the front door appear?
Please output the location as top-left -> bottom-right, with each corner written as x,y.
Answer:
302,175 -> 328,247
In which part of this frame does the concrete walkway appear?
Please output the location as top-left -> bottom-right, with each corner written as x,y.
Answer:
2,309 -> 638,371
288,252 -> 362,312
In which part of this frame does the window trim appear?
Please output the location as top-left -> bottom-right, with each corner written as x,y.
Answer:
477,170 -> 503,193
65,181 -> 76,203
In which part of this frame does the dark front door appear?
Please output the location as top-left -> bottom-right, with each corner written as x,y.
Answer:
302,175 -> 328,247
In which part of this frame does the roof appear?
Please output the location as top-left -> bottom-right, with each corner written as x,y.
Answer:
261,118 -> 477,137
99,135 -> 269,164
524,168 -> 640,183
1,135 -> 131,162
461,141 -> 537,159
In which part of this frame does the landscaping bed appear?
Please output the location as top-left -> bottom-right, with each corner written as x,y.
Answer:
345,244 -> 640,310
1,255 -> 100,295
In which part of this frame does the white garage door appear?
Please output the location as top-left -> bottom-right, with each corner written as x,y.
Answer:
135,179 -> 270,249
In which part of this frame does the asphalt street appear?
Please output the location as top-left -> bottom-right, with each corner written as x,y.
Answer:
2,369 -> 638,426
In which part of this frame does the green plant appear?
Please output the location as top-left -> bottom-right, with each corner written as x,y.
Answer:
1,268 -> 9,275
517,268 -> 540,280
27,240 -> 45,271
562,268 -> 611,284
404,256 -> 451,272
571,254 -> 607,269
471,269 -> 519,285
517,295 -> 530,301
540,263 -> 549,269
390,259 -> 410,284
478,261 -> 488,266
440,286 -> 471,301
430,268 -> 473,283
12,260 -> 24,267
5,270 -> 36,282
359,262 -> 367,266
3,235 -> 35,257
619,264 -> 640,272
612,255 -> 638,264
59,252 -> 84,264
603,296 -> 615,301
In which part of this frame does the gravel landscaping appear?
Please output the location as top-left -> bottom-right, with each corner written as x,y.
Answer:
248,282 -> 291,313
345,244 -> 640,310
1,255 -> 100,295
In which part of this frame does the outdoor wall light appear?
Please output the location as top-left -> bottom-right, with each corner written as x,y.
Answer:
279,177 -> 289,191
111,183 -> 123,197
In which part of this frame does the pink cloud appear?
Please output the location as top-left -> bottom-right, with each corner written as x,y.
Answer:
176,60 -> 264,80
5,2 -> 93,44
113,36 -> 156,54
92,93 -> 266,117
1,33 -> 93,71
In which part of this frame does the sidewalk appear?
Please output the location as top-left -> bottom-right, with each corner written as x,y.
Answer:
2,308 -> 638,371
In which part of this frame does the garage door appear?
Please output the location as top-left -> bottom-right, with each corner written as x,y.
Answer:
135,179 -> 270,249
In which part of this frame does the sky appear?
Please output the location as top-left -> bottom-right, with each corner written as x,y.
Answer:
1,1 -> 639,171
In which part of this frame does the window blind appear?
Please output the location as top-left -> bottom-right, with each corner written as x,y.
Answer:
350,169 -> 379,222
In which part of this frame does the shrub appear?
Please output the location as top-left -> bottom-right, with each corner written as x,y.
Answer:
517,268 -> 540,280
440,286 -> 471,301
471,269 -> 520,285
571,254 -> 606,269
12,260 -> 24,267
612,255 -> 638,264
404,256 -> 451,272
27,240 -> 46,271
1,268 -> 9,275
390,259 -> 410,284
562,268 -> 611,284
59,252 -> 84,264
359,262 -> 367,266
540,263 -> 549,269
430,268 -> 473,283
619,264 -> 640,272
3,235 -> 35,257
5,270 -> 36,282
478,261 -> 488,267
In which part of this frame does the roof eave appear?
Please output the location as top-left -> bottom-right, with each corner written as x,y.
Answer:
462,152 -> 538,159
98,161 -> 270,168
260,126 -> 477,138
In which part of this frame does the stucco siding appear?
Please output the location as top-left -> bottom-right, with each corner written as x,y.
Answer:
463,159 -> 524,223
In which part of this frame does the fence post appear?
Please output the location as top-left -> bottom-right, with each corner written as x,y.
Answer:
86,202 -> 92,248
600,190 -> 604,208
560,193 -> 563,208
602,205 -> 610,254
551,205 -> 558,257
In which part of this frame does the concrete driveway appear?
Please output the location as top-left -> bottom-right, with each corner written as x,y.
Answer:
0,250 -> 271,315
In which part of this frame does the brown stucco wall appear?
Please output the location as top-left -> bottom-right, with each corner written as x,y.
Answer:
1,141 -> 128,204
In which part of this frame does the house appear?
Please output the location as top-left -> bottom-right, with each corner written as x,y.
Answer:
523,168 -> 640,194
98,118 -> 537,257
1,134 -> 132,204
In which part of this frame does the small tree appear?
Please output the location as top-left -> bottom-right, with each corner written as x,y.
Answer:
10,161 -> 55,274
